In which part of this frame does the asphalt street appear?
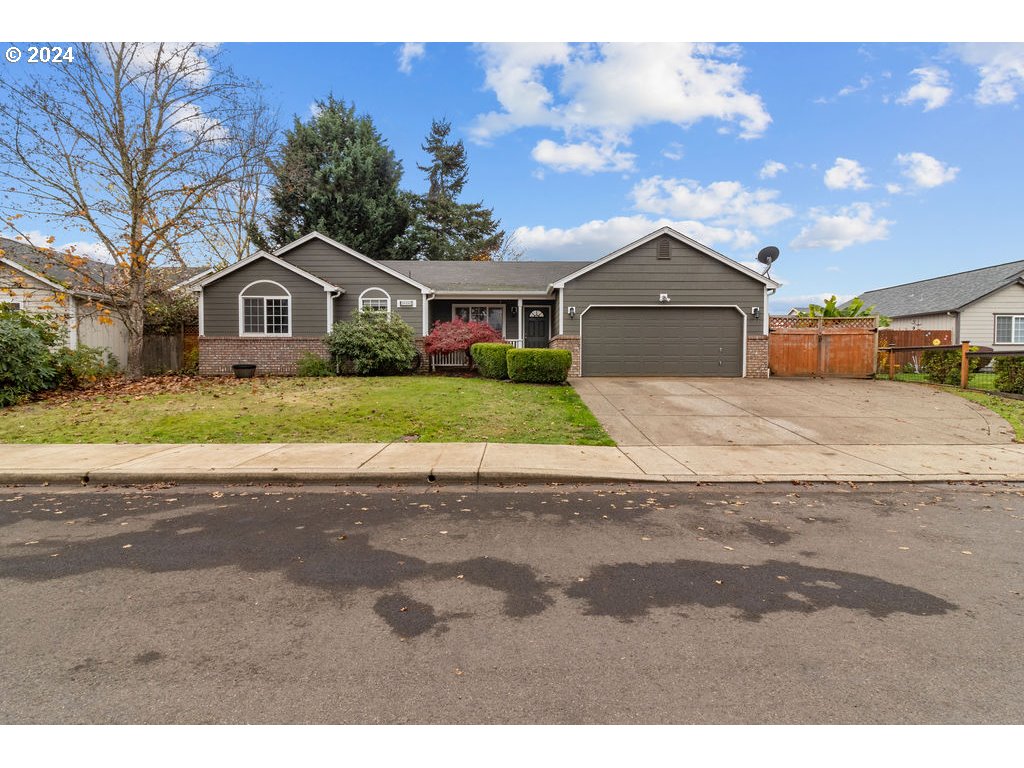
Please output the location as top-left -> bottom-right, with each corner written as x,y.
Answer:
1,481 -> 1022,724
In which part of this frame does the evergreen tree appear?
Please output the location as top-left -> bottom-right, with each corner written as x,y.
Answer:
255,97 -> 411,258
396,119 -> 504,261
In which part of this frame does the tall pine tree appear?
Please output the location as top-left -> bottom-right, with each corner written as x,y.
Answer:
396,119 -> 504,261
255,97 -> 411,258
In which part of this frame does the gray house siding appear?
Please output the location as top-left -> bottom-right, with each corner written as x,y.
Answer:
278,240 -> 424,330
959,281 -> 1024,346
202,258 -> 327,337
560,237 -> 765,336
887,313 -> 957,333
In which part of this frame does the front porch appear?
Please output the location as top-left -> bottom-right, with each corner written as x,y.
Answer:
427,296 -> 557,371
428,296 -> 556,349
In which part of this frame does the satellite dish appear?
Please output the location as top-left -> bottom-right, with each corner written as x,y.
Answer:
756,246 -> 780,277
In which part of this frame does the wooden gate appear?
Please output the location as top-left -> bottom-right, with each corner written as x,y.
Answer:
768,316 -> 878,378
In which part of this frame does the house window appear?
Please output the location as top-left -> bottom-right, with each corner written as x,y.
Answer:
454,305 -> 504,335
995,315 -> 1024,344
359,288 -> 391,313
239,281 -> 290,335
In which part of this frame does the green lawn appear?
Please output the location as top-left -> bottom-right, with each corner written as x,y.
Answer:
955,390 -> 1024,443
0,376 -> 615,445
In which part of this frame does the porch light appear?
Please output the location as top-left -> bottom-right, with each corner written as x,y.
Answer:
567,306 -> 576,318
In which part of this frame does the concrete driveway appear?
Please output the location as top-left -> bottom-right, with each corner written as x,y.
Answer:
572,377 -> 1014,447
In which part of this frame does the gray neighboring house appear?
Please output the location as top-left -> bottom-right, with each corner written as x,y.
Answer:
195,227 -> 779,377
857,259 -> 1024,347
1,236 -> 209,368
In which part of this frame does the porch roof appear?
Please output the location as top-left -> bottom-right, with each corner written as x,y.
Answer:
376,260 -> 581,293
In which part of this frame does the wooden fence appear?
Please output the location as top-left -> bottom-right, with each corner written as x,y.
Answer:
768,316 -> 878,378
877,329 -> 952,371
142,332 -> 183,374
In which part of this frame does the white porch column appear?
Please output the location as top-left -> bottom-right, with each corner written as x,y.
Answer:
517,298 -> 523,342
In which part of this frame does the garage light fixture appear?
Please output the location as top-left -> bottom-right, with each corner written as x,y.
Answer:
567,306 -> 576,318
659,293 -> 670,303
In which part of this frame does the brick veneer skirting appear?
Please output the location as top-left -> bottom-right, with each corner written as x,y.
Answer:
549,335 -> 581,377
199,337 -> 329,376
746,334 -> 769,378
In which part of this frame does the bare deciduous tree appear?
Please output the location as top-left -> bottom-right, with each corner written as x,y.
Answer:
0,42 -> 274,378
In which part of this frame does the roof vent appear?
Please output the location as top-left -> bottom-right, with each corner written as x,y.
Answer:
657,238 -> 671,260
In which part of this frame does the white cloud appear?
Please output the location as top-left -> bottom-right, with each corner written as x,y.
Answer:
397,43 -> 425,74
952,43 -> 1024,105
791,203 -> 892,252
896,152 -> 959,188
826,266 -> 841,272
815,76 -> 871,104
631,176 -> 794,229
120,42 -> 218,87
531,139 -> 636,174
514,215 -> 758,261
886,183 -> 903,194
772,292 -> 856,313
662,142 -> 685,161
897,67 -> 952,111
824,157 -> 870,190
470,42 -> 771,158
759,160 -> 787,179
169,100 -> 228,140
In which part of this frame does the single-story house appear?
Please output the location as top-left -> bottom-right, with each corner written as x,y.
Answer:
194,227 -> 779,377
857,259 -> 1024,348
0,236 -> 208,367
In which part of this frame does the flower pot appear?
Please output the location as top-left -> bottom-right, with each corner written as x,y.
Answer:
232,364 -> 257,379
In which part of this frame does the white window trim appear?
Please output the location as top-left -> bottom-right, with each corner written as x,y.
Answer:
358,287 -> 392,314
238,280 -> 292,337
452,303 -> 508,337
994,314 -> 1024,345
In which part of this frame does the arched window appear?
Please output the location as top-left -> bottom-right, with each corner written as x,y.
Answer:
359,287 -> 391,313
239,281 -> 291,336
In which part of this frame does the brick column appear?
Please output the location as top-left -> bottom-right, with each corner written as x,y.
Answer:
413,337 -> 430,373
549,334 -> 581,377
746,334 -> 769,378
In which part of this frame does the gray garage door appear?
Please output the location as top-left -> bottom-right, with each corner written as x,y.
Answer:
582,306 -> 743,376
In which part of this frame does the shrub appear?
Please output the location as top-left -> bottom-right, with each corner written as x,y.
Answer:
424,317 -> 502,357
296,351 -> 334,377
181,347 -> 199,375
506,348 -> 572,384
471,342 -> 512,379
52,345 -> 118,389
994,357 -> 1024,394
0,317 -> 57,406
921,347 -> 987,386
0,303 -> 65,346
325,309 -> 417,376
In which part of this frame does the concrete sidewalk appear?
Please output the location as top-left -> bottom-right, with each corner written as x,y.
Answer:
2,440 -> 1024,485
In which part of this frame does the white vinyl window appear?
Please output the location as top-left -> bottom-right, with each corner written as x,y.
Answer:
454,304 -> 505,335
995,315 -> 1024,344
359,288 -> 391,313
239,281 -> 291,336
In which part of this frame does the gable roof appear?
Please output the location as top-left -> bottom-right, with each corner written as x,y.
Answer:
194,249 -> 341,292
549,227 -> 780,289
376,260 -> 579,293
275,232 -> 432,293
858,259 -> 1024,317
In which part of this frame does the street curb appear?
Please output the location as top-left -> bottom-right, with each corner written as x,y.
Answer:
2,470 -> 1024,487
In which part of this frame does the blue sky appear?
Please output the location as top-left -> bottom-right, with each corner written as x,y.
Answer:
7,40 -> 1024,311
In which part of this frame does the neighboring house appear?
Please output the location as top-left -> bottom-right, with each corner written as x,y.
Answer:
195,227 -> 779,378
857,259 -> 1024,348
0,236 -> 208,368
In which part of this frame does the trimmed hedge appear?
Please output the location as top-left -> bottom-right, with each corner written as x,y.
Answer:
471,342 -> 512,379
994,357 -> 1024,394
506,348 -> 572,384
